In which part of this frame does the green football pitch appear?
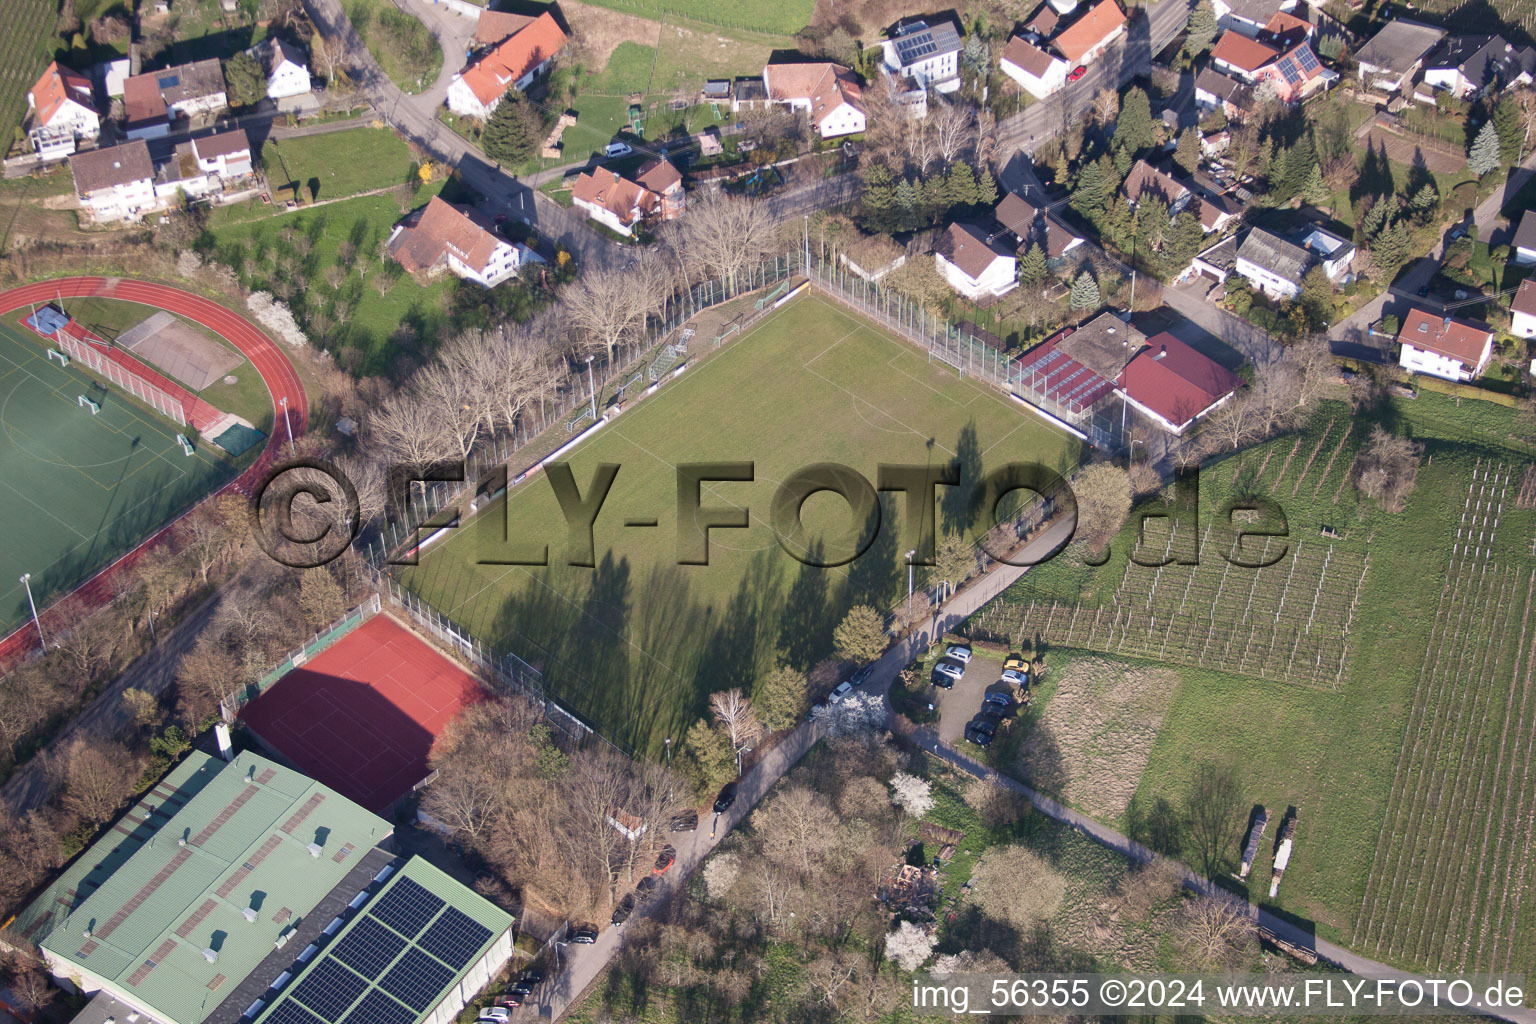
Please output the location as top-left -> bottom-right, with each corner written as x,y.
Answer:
0,320 -> 238,635
400,294 -> 1085,754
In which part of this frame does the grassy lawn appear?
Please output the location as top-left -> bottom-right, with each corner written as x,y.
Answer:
401,293 -> 1085,757
260,126 -> 420,204
59,297 -> 274,432
1,0 -> 56,158
573,0 -> 813,36
343,0 -> 441,95
977,392 -> 1536,971
152,0 -> 269,64
201,186 -> 461,376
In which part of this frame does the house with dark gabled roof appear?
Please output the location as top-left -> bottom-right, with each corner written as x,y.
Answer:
1514,210 -> 1536,265
882,17 -> 963,94
1000,35 -> 1068,97
1420,34 -> 1534,99
994,191 -> 1083,263
1511,278 -> 1536,339
1395,307 -> 1493,381
70,140 -> 157,222
934,222 -> 1017,299
1234,228 -> 1312,299
1355,18 -> 1446,94
1195,68 -> 1256,120
1116,332 -> 1243,434
1212,0 -> 1299,38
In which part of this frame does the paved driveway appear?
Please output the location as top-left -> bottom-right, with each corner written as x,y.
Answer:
934,650 -> 1007,746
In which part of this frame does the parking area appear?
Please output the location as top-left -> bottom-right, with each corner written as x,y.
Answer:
925,647 -> 1022,747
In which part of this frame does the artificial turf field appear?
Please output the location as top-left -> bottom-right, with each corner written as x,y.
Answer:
0,319 -> 236,634
400,294 -> 1085,754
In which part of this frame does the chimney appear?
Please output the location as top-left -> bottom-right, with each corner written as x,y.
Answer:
214,723 -> 233,762
306,843 -> 323,858
1155,345 -> 1167,359
242,907 -> 258,923
202,948 -> 219,964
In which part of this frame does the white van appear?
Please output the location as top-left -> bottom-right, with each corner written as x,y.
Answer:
603,142 -> 633,158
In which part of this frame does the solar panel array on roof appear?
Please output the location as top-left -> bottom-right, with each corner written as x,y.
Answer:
342,989 -> 417,1024
366,879 -> 443,939
158,74 -> 180,88
332,918 -> 406,978
419,909 -> 492,969
1297,46 -> 1318,71
1278,56 -> 1301,83
263,1001 -> 323,1024
1013,340 -> 1118,414
380,950 -> 455,1011
895,33 -> 938,62
293,960 -> 368,1020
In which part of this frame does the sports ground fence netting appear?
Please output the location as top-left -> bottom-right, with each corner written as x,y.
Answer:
351,250 -> 1105,752
23,305 -> 196,427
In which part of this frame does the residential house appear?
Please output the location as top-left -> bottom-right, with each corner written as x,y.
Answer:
122,59 -> 227,136
1024,2 -> 1063,37
190,129 -> 254,179
1000,35 -> 1068,97
934,222 -> 1017,299
1122,159 -> 1191,211
446,11 -> 566,119
1511,278 -> 1536,339
635,158 -> 685,220
96,56 -> 130,98
1184,233 -> 1241,286
1188,192 -> 1240,234
473,8 -> 541,48
1052,0 -> 1127,67
1212,0 -> 1299,38
1116,332 -> 1243,434
1209,27 -> 1327,103
1194,68 -> 1256,120
761,61 -> 866,138
1256,10 -> 1313,50
387,196 -> 534,287
1395,307 -> 1493,381
258,37 -> 312,99
69,140 -> 157,222
1419,35 -> 1536,99
1354,19 -> 1446,94
881,18 -> 963,94
994,191 -> 1083,265
571,167 -> 659,236
1513,209 -> 1536,265
26,62 -> 99,159
1233,228 -> 1312,299
153,142 -> 213,202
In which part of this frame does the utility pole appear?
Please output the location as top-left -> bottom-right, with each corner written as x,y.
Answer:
906,549 -> 916,616
280,395 -> 294,455
585,354 -> 597,419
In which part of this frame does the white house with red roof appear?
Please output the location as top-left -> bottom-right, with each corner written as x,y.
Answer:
761,61 -> 866,138
256,38 -> 312,100
1116,332 -> 1243,434
446,11 -> 566,119
1511,279 -> 1536,340
1395,308 -> 1493,381
1209,20 -> 1327,104
386,196 -> 533,287
27,62 -> 99,159
1000,35 -> 1068,97
570,167 -> 659,236
1051,0 -> 1126,68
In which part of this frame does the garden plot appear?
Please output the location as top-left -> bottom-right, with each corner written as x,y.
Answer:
1355,461 -> 1536,974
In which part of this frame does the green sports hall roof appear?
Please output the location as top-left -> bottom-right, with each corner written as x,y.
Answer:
29,750 -> 392,1024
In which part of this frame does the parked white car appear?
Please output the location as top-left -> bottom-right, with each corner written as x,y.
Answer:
945,644 -> 973,663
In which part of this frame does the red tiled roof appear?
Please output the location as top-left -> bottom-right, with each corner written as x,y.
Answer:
1211,30 -> 1280,72
474,9 -> 538,48
388,196 -> 504,273
122,74 -> 168,127
1513,278 -> 1536,318
571,167 -> 657,225
763,61 -> 865,127
1258,10 -> 1312,49
1002,35 -> 1059,78
29,61 -> 94,127
458,11 -> 566,106
934,221 -> 1011,279
1053,0 -> 1126,63
1397,307 -> 1492,365
191,128 -> 250,161
1118,332 -> 1243,429
635,158 -> 682,194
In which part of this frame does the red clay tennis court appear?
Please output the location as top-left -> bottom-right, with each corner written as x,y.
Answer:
240,615 -> 483,812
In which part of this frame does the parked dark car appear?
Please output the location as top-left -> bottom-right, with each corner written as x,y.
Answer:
611,893 -> 636,926
570,924 -> 599,943
713,782 -> 738,813
635,875 -> 659,902
654,845 -> 677,874
965,713 -> 1001,746
670,810 -> 698,832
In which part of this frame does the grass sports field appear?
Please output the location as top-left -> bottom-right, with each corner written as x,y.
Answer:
0,319 -> 237,635
401,294 -> 1084,754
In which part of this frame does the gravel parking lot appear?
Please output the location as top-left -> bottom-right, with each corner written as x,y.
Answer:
932,649 -> 1016,746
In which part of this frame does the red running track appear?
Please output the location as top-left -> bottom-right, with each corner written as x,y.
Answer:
239,615 -> 484,813
0,277 -> 306,667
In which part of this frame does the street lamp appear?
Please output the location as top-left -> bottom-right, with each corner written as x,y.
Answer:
585,354 -> 597,419
663,736 -> 672,768
279,395 -> 294,455
735,745 -> 751,775
18,574 -> 44,647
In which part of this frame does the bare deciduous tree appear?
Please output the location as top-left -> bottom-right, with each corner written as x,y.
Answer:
678,192 -> 778,292
1184,761 -> 1246,876
971,843 -> 1067,930
1175,889 -> 1257,968
563,265 -> 649,365
931,99 -> 975,165
56,737 -> 137,825
1355,426 -> 1421,513
709,688 -> 762,752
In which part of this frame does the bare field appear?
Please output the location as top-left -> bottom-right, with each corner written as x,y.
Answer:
1018,656 -> 1179,820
